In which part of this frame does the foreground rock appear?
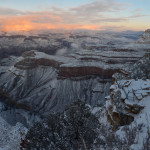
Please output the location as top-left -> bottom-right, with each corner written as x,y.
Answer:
106,79 -> 150,127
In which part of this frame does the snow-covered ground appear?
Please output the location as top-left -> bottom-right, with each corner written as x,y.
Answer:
105,79 -> 150,150
0,114 -> 27,150
0,29 -> 150,149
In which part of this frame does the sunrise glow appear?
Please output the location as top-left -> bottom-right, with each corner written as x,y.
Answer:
0,0 -> 150,32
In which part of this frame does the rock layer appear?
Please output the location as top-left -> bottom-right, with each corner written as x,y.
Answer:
0,49 -> 145,114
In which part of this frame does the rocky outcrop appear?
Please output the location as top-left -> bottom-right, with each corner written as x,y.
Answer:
137,29 -> 150,43
106,79 -> 150,128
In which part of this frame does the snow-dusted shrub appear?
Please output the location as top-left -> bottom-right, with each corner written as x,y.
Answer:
23,100 -> 100,150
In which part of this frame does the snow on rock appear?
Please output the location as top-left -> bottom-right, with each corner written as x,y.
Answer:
106,79 -> 150,126
105,79 -> 150,150
13,50 -> 141,78
0,47 -> 143,114
137,29 -> 150,44
0,116 -> 27,150
0,50 -> 113,114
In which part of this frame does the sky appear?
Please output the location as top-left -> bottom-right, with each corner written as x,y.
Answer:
0,0 -> 149,32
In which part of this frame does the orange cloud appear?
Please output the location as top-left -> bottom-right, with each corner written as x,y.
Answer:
0,14 -> 148,32
0,0 -> 149,32
0,7 -> 149,32
0,15 -> 102,32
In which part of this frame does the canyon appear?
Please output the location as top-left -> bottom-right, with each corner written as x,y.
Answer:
0,29 -> 150,149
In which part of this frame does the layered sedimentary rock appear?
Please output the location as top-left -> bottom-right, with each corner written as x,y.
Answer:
0,49 -> 143,115
13,50 -> 142,78
59,67 -> 119,78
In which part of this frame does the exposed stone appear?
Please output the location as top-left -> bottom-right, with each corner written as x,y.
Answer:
59,66 -> 119,78
106,79 -> 150,128
137,29 -> 150,44
14,58 -> 62,69
0,88 -> 31,111
106,105 -> 134,127
125,104 -> 144,114
22,50 -> 36,57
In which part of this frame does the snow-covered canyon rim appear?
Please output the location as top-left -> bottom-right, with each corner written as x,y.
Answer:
0,29 -> 149,116
0,29 -> 150,149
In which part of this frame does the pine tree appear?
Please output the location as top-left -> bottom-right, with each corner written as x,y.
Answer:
23,100 -> 100,150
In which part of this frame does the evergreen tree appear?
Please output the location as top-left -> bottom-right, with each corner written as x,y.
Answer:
23,100 -> 100,150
